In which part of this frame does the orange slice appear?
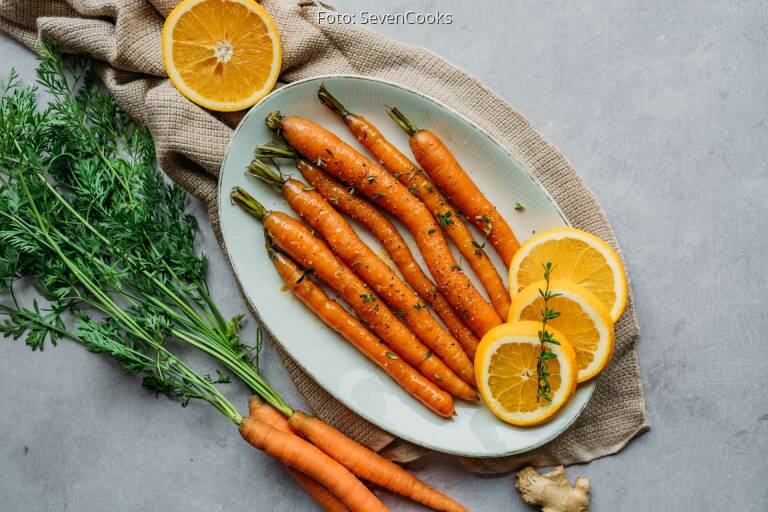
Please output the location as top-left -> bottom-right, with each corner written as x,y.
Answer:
475,321 -> 578,426
162,0 -> 281,112
508,227 -> 628,322
509,280 -> 614,382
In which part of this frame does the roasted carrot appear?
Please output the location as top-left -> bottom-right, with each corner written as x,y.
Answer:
231,187 -> 476,401
262,113 -> 503,338
248,396 -> 350,512
295,159 -> 480,360
268,248 -> 455,417
239,417 -> 388,512
318,86 -> 511,320
289,411 -> 467,512
388,107 -> 521,267
248,159 -> 475,385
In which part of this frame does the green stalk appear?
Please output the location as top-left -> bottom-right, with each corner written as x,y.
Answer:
231,187 -> 268,220
14,171 -> 241,423
25,169 -> 291,416
246,157 -> 286,191
317,84 -> 350,118
386,106 -> 421,137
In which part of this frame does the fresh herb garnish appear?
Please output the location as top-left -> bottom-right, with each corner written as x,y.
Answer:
371,193 -> 385,199
475,215 -> 493,236
407,186 -> 419,196
436,211 -> 454,227
515,202 -> 525,211
537,261 -> 561,402
360,293 -> 375,303
471,240 -> 485,256
367,175 -> 376,183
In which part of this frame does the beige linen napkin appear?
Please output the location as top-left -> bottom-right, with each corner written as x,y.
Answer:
0,0 -> 648,473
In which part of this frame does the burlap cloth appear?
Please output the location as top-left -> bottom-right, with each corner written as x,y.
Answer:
1,0 -> 648,473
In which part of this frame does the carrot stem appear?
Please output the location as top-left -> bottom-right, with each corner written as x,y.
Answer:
318,84 -> 350,118
247,158 -> 285,190
231,186 -> 267,220
387,106 -> 420,137
266,111 -> 285,133
255,142 -> 301,160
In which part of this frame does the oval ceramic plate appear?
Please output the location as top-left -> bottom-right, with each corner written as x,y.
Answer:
218,75 -> 595,457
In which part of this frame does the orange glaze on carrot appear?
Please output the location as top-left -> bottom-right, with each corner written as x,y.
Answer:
269,250 -> 456,416
273,115 -> 503,338
262,211 -> 476,401
298,161 -> 480,360
274,178 -> 475,385
408,129 -> 520,268
341,113 -> 510,319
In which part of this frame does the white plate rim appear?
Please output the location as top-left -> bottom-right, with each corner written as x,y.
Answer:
217,74 -> 596,457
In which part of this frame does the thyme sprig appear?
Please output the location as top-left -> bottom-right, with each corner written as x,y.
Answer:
537,261 -> 561,402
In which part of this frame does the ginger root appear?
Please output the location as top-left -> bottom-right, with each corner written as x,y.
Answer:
515,466 -> 590,512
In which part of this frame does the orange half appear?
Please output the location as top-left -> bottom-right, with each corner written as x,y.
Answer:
162,0 -> 281,111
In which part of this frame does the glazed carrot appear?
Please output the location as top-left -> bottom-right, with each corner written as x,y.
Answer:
296,159 -> 480,360
231,187 -> 476,401
239,417 -> 388,512
248,396 -> 350,512
269,248 -> 455,417
388,107 -> 521,267
318,86 -> 510,320
249,159 -> 475,385
262,113 -> 503,338
289,411 -> 467,512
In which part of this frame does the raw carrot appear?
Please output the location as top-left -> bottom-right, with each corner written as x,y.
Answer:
239,417 -> 388,512
262,113 -> 503,337
248,396 -> 350,512
289,411 -> 467,512
248,159 -> 475,385
295,159 -> 480,360
388,107 -> 521,267
287,470 -> 350,512
231,187 -> 476,401
268,248 -> 456,417
318,86 -> 511,320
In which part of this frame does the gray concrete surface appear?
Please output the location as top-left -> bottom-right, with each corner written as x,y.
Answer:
2,1 -> 767,510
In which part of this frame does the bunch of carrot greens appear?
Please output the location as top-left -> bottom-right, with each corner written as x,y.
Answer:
0,44 -> 465,512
